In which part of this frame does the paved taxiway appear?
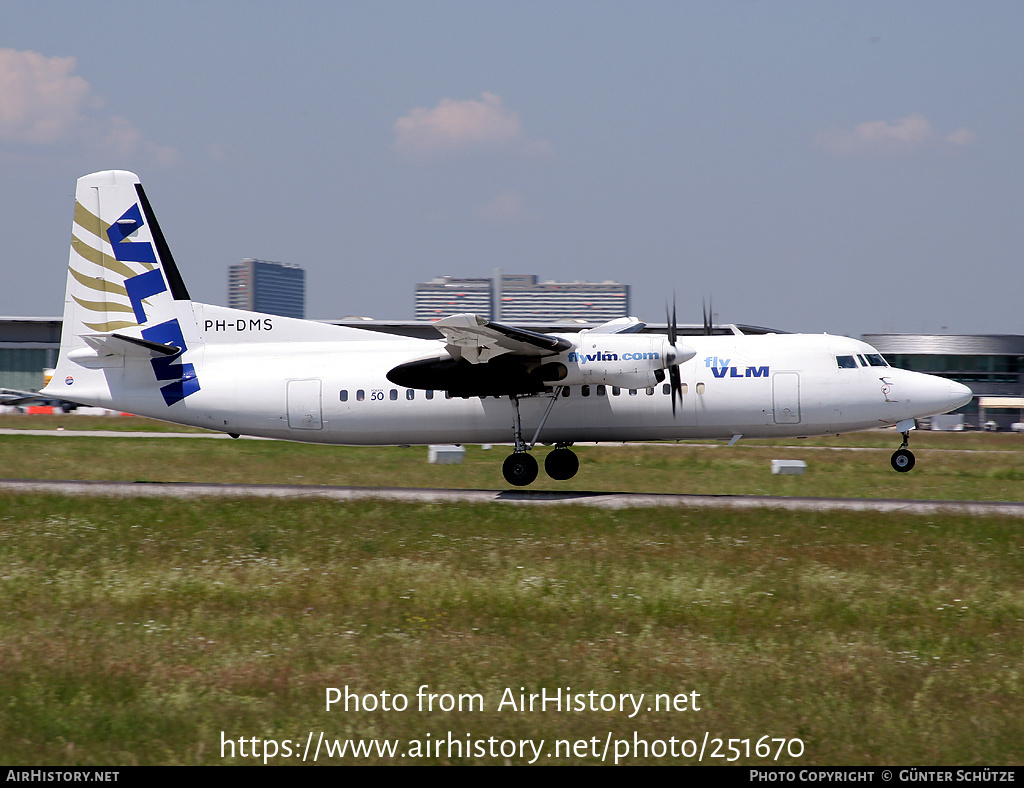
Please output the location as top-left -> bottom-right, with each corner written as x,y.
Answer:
1,478 -> 1022,517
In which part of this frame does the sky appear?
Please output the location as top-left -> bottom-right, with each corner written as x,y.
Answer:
2,1 -> 1022,336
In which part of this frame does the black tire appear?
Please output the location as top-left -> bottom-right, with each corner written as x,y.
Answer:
503,453 -> 538,486
544,448 -> 580,480
890,448 -> 916,473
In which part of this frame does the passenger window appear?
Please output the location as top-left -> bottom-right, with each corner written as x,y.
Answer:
406,389 -> 415,401
662,383 -> 670,395
426,390 -> 434,400
356,389 -> 365,401
646,387 -> 654,396
340,390 -> 348,402
390,389 -> 398,401
562,387 -> 571,397
612,386 -> 620,396
581,385 -> 590,397
629,389 -> 637,396
596,385 -> 606,397
836,355 -> 858,369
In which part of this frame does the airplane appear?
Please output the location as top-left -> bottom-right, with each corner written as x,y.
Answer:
0,388 -> 42,406
1,371 -> 65,408
1,377 -> 66,408
42,170 -> 973,486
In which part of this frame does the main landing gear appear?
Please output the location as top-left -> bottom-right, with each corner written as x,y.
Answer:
502,389 -> 579,486
544,446 -> 579,480
503,452 -> 539,486
890,429 -> 916,473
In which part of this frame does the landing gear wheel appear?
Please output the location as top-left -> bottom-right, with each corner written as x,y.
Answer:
891,448 -> 916,473
503,453 -> 538,486
544,448 -> 579,480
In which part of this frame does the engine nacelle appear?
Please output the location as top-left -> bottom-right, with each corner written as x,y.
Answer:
554,334 -> 694,388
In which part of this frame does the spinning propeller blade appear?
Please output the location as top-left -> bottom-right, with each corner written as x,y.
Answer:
666,295 -> 683,417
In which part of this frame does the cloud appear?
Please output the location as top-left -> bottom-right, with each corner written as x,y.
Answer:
855,114 -> 933,145
474,189 -> 529,224
943,128 -> 977,146
816,114 -> 977,155
0,49 -> 91,144
101,115 -> 177,166
394,92 -> 549,156
0,48 -> 175,164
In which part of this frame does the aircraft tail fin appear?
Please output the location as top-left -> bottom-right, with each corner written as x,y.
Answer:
46,170 -> 201,407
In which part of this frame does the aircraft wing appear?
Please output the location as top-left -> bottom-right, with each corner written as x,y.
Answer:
587,316 -> 646,334
434,313 -> 572,364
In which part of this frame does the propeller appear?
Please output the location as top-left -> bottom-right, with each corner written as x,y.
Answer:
702,296 -> 713,336
665,295 -> 684,417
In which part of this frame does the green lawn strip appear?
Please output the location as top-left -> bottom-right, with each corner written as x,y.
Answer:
1,495 -> 1020,764
3,433 -> 1022,501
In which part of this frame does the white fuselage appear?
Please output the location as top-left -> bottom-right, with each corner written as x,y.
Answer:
51,304 -> 971,446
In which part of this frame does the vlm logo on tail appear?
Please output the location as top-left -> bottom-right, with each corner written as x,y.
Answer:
110,204 -> 199,406
704,356 -> 769,379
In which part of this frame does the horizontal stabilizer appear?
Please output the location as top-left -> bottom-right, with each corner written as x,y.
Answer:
108,333 -> 181,355
67,332 -> 183,367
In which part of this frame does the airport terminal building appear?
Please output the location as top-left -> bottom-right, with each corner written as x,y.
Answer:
0,317 -> 61,393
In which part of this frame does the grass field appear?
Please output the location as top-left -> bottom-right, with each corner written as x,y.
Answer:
2,414 -> 1023,501
1,420 -> 1022,765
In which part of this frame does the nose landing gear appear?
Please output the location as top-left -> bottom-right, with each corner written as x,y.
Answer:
890,429 -> 916,473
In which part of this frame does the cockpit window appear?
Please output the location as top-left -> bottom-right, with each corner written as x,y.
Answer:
836,355 -> 858,369
864,353 -> 888,367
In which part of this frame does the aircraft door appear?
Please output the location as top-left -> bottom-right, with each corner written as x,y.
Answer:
772,372 -> 801,424
287,378 -> 323,430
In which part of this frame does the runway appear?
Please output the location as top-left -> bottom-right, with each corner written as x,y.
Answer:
2,478 -> 1022,517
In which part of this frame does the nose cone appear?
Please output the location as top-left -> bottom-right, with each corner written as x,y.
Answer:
927,375 -> 973,414
900,371 -> 973,418
949,380 -> 973,410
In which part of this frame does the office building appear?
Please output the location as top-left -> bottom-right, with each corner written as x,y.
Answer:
415,273 -> 630,323
228,259 -> 305,319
